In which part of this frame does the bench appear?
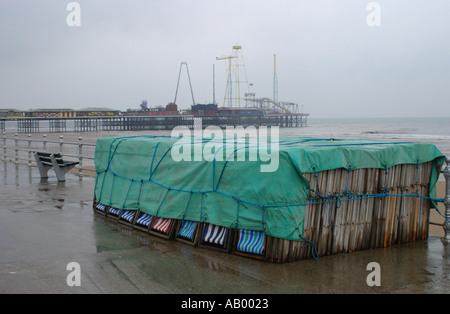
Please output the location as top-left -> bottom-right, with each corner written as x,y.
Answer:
33,151 -> 79,182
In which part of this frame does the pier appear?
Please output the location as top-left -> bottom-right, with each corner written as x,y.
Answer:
0,114 -> 308,134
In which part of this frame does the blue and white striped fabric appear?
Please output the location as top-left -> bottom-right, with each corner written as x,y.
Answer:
203,224 -> 227,245
108,207 -> 121,216
178,220 -> 197,240
96,204 -> 106,212
120,210 -> 135,223
136,213 -> 153,227
237,229 -> 265,255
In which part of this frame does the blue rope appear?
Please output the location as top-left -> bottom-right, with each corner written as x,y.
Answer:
328,200 -> 335,231
299,235 -> 319,260
108,173 -> 116,206
232,196 -> 247,230
434,207 -> 450,224
122,179 -> 134,210
182,192 -> 193,221
137,180 -> 144,210
200,192 -> 207,222
381,165 -> 393,196
148,141 -> 161,180
155,187 -> 170,218
313,168 -> 320,196
345,166 -> 351,196
414,159 -> 420,195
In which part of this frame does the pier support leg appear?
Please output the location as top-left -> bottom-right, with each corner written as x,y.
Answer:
442,157 -> 450,244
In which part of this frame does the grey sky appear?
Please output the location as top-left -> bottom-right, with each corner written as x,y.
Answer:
1,0 -> 449,118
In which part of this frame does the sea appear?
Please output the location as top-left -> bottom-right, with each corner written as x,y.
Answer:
3,116 -> 450,156
280,117 -> 450,157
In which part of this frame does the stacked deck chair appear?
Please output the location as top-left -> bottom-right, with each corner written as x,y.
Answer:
94,202 -> 108,216
148,217 -> 177,240
234,229 -> 269,261
175,220 -> 200,246
106,206 -> 121,220
118,209 -> 137,227
199,223 -> 234,253
93,136 -> 446,263
133,211 -> 154,232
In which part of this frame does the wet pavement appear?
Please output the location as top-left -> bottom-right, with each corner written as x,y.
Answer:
0,160 -> 449,294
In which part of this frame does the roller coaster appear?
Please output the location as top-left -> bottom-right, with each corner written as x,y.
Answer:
244,97 -> 301,114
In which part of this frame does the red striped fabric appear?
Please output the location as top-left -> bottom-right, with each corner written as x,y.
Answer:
152,217 -> 172,233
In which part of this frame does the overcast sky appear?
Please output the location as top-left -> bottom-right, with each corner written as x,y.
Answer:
1,0 -> 449,118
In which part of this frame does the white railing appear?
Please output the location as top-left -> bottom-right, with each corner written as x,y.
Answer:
1,133 -> 96,177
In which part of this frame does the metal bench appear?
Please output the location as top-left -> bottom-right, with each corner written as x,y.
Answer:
33,151 -> 79,182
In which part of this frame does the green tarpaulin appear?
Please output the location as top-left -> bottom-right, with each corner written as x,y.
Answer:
94,136 -> 445,241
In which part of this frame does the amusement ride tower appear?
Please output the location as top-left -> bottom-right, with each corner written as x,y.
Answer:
216,45 -> 251,108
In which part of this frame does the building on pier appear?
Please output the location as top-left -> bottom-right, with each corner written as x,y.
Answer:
0,109 -> 24,118
76,107 -> 121,117
25,108 -> 77,118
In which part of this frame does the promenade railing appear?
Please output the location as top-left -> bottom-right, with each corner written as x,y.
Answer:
1,133 -> 96,177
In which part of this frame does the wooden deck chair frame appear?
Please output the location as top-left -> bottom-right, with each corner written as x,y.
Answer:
118,209 -> 138,227
175,220 -> 200,247
198,223 -> 234,254
148,216 -> 177,240
93,199 -> 108,216
233,229 -> 271,262
132,211 -> 154,233
105,206 -> 122,221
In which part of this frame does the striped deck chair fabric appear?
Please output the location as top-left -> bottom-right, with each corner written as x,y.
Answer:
203,224 -> 227,246
237,229 -> 265,255
96,204 -> 106,212
178,220 -> 197,240
108,207 -> 121,216
120,210 -> 135,223
152,217 -> 172,234
136,213 -> 153,227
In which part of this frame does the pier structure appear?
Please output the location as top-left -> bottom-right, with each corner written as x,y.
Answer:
1,114 -> 308,134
